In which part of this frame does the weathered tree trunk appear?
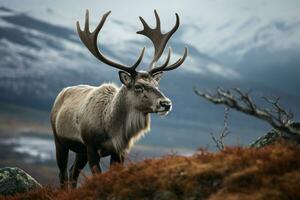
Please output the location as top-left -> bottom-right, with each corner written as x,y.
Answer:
194,87 -> 300,148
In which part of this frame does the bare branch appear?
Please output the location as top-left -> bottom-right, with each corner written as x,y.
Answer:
211,107 -> 230,150
194,87 -> 300,137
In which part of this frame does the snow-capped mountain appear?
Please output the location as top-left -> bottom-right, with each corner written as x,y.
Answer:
0,2 -> 300,148
0,6 -> 235,109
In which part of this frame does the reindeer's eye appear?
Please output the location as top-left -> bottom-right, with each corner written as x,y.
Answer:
134,85 -> 144,93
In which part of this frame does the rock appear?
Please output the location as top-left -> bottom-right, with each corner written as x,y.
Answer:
250,122 -> 300,148
249,129 -> 282,148
0,167 -> 42,196
153,191 -> 177,200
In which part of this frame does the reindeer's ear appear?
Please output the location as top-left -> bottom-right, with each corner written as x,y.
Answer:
119,71 -> 133,87
152,72 -> 163,82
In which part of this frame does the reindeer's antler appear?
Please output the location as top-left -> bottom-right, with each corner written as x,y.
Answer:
77,10 -> 145,76
137,10 -> 187,75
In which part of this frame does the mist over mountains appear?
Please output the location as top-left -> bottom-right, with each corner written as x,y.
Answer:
0,5 -> 299,149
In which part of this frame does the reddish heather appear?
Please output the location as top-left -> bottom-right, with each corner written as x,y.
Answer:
2,143 -> 300,200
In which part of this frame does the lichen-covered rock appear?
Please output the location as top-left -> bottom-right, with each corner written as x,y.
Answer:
250,122 -> 300,148
0,167 -> 41,196
249,129 -> 282,148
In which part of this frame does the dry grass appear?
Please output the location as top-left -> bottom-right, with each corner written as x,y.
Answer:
2,142 -> 300,200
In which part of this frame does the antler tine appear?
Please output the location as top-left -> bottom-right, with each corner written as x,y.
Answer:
154,10 -> 161,29
76,10 -> 145,76
137,10 -> 187,74
131,47 -> 146,69
163,47 -> 188,71
84,9 -> 90,32
155,47 -> 172,70
149,47 -> 187,74
138,16 -> 152,32
137,10 -> 180,69
168,13 -> 180,38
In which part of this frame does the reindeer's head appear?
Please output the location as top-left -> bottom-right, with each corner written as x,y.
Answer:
77,10 -> 187,116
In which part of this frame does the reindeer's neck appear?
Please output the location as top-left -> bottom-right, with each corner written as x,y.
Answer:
109,86 -> 150,152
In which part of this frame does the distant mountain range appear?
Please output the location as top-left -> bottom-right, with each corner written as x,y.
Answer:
0,6 -> 299,148
0,6 -> 239,111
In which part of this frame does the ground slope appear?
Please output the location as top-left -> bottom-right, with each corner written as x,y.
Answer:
3,143 -> 300,200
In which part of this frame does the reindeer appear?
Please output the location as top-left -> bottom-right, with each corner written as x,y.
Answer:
50,10 -> 187,188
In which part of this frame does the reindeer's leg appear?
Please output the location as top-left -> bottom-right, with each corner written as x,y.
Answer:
69,153 -> 87,188
87,144 -> 102,174
55,139 -> 69,188
110,152 -> 125,167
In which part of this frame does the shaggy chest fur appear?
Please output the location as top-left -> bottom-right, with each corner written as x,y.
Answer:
109,110 -> 150,153
88,84 -> 150,153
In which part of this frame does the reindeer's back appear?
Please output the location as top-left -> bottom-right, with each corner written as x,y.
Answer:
50,84 -> 118,144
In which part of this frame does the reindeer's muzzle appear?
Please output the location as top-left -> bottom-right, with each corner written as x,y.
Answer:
156,98 -> 172,116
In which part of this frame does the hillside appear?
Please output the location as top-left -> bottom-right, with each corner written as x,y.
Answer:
3,143 -> 300,200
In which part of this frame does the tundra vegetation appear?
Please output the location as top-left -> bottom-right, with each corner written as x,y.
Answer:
2,143 -> 300,200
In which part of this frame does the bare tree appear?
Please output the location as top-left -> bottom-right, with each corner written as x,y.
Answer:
210,107 -> 230,150
194,87 -> 300,142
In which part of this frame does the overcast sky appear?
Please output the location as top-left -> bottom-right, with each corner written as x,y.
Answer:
3,0 -> 300,53
1,0 -> 300,84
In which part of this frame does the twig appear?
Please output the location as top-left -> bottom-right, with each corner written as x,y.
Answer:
210,107 -> 230,150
